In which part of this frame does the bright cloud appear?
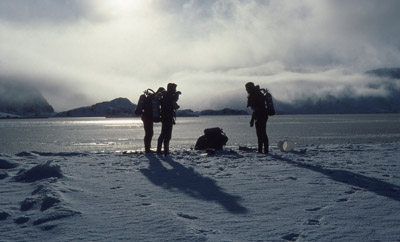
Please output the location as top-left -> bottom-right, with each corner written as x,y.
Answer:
1,0 -> 400,111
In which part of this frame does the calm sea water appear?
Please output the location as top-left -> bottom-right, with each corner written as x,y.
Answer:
1,114 -> 400,154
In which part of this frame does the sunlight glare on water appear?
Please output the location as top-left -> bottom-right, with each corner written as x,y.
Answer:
69,118 -> 143,127
1,114 -> 400,154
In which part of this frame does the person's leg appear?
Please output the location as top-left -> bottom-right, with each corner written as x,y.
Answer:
263,119 -> 269,154
143,118 -> 153,153
256,119 -> 268,154
163,119 -> 173,155
255,120 -> 263,153
157,121 -> 166,153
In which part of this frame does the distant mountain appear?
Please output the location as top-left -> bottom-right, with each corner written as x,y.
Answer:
176,109 -> 199,117
275,68 -> 400,114
198,108 -> 249,116
56,98 -> 136,117
0,80 -> 54,117
0,112 -> 22,118
55,99 -> 248,118
365,68 -> 400,79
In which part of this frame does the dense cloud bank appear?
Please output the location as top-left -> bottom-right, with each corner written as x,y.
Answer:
2,68 -> 400,116
1,1 -> 400,111
0,79 -> 54,117
270,68 -> 400,114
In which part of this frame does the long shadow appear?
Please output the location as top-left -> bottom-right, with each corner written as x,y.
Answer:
140,154 -> 248,214
271,154 -> 400,202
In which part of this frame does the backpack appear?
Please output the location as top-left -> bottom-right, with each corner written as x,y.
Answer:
135,89 -> 155,116
260,88 -> 275,116
195,127 -> 228,150
152,91 -> 163,123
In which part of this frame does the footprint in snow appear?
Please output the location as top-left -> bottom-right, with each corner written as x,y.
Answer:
0,212 -> 10,221
134,193 -> 147,198
306,218 -> 321,225
40,224 -> 58,231
14,216 -> 30,224
282,233 -> 300,241
195,228 -> 219,236
177,212 -> 199,220
305,206 -> 323,212
344,190 -> 356,195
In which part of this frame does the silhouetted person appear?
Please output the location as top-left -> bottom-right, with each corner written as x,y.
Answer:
138,87 -> 165,153
157,83 -> 181,156
246,82 -> 269,154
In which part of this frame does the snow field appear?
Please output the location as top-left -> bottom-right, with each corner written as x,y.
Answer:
1,142 -> 400,241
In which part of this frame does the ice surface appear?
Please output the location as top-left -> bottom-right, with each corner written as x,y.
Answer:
0,142 -> 400,241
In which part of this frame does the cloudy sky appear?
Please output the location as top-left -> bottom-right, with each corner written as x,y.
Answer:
1,0 -> 400,111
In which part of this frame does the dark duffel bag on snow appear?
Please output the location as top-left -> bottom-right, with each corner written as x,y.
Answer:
195,127 -> 228,150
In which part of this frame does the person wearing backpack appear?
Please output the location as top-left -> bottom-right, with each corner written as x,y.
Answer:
157,83 -> 181,156
245,82 -> 269,154
135,87 -> 165,153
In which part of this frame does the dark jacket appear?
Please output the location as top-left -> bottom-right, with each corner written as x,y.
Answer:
142,93 -> 154,120
247,89 -> 267,121
160,91 -> 179,120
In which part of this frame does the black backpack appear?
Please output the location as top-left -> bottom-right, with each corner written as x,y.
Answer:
260,88 -> 275,116
135,94 -> 145,116
152,91 -> 163,123
135,89 -> 155,116
195,127 -> 228,150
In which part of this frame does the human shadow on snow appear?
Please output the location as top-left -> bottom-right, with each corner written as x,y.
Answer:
271,154 -> 400,202
140,154 -> 248,214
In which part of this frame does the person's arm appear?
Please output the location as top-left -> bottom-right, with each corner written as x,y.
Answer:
250,112 -> 255,127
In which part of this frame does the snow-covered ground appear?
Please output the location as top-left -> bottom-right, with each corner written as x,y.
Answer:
1,142 -> 400,241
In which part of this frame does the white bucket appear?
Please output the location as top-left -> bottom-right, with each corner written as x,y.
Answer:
277,140 -> 295,152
